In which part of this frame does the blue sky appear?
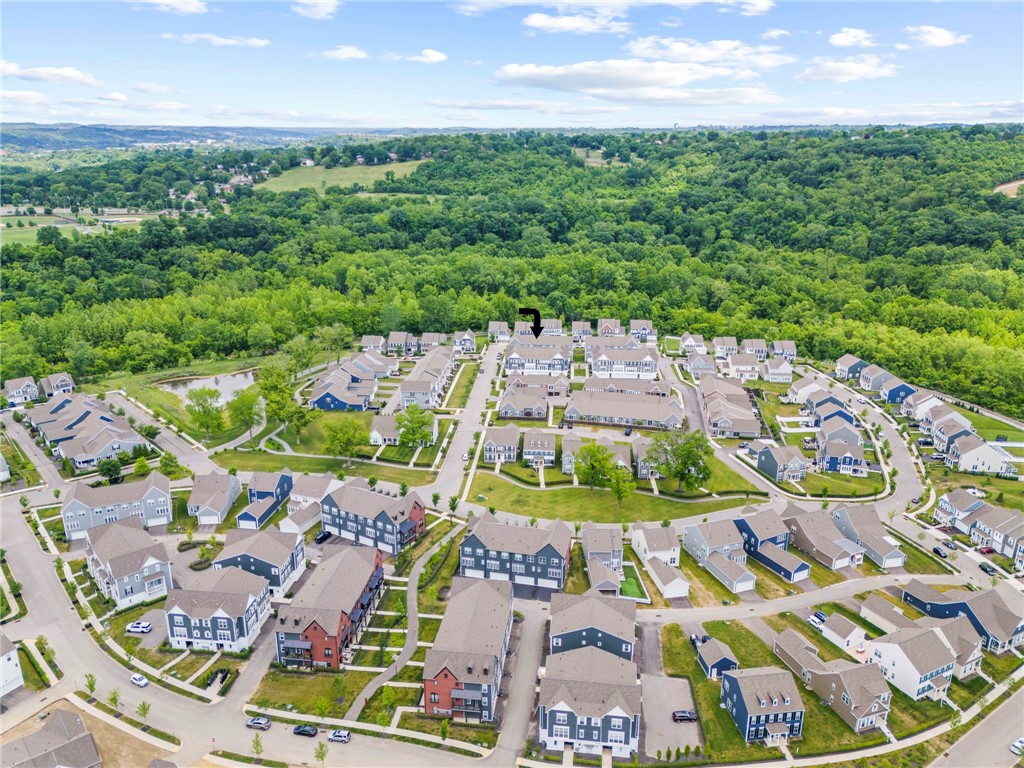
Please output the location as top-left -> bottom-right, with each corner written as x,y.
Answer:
2,1 -> 1021,127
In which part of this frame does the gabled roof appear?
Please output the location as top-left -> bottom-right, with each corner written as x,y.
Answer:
823,613 -> 861,639
424,577 -> 513,684
249,470 -> 291,494
738,508 -> 789,541
291,472 -> 339,501
550,592 -> 635,639
774,628 -> 825,674
698,638 -> 736,668
861,594 -> 918,629
4,708 -> 102,768
465,518 -> 572,557
323,480 -> 423,527
188,473 -> 238,512
278,544 -> 378,632
723,667 -> 803,714
65,471 -> 169,509
86,517 -> 168,579
691,519 -> 743,549
523,429 -> 556,453
917,616 -> 982,667
873,627 -> 955,674
632,522 -> 679,552
216,525 -> 299,567
581,522 -> 623,555
483,424 -> 521,447
0,632 -> 15,656
905,580 -> 1024,643
540,646 -> 641,717
165,566 -> 268,620
836,353 -> 864,368
499,390 -> 547,411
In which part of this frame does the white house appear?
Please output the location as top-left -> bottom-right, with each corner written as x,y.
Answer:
0,633 -> 24,697
630,523 -> 679,566
946,435 -> 1015,476
867,627 -> 954,701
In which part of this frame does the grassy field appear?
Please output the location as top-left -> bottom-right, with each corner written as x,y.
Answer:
624,545 -> 669,608
889,531 -> 954,575
926,464 -> 1024,513
358,684 -> 421,724
397,712 -> 498,749
886,688 -> 951,739
211,450 -> 435,488
279,410 -> 373,455
789,548 -> 845,588
656,454 -> 760,496
258,160 -> 426,194
563,543 -> 589,595
446,362 -> 479,409
0,433 -> 42,487
620,562 -> 646,599
746,558 -> 803,600
762,612 -> 852,662
253,669 -> 377,718
468,473 -> 746,523
947,403 -> 1024,442
799,471 -> 884,498
661,625 -> 778,764
107,599 -> 185,670
982,650 -> 1023,682
947,674 -> 993,710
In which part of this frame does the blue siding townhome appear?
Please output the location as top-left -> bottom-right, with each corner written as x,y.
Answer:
538,647 -> 641,759
879,378 -> 917,405
320,478 -> 426,555
460,518 -> 573,590
902,579 -> 1024,655
813,402 -> 856,429
858,365 -> 894,392
818,441 -> 867,476
549,593 -> 635,661
834,354 -> 868,381
734,509 -> 811,583
165,566 -> 271,653
213,525 -> 306,598
807,392 -> 847,420
698,638 -> 738,680
721,668 -> 804,746
829,505 -> 905,569
237,470 -> 294,529
751,443 -> 808,484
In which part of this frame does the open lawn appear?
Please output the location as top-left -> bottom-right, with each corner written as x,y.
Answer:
624,546 -> 668,608
446,362 -> 479,409
886,688 -> 951,739
762,613 -> 852,662
656,454 -> 760,496
947,674 -> 993,710
107,599 -> 184,670
982,650 -> 1023,682
947,403 -> 1024,442
279,410 -> 373,455
889,531 -> 954,575
418,541 -> 460,615
1,433 -> 42,488
18,646 -> 48,691
253,669 -> 377,718
258,160 -> 426,194
378,444 -> 416,464
214,492 -> 251,533
704,620 -> 777,667
563,543 -> 589,595
212,450 -> 435,488
620,562 -> 647,600
799,471 -> 883,498
414,419 -> 451,467
469,474 -> 745,523
661,625 -> 778,764
789,549 -> 845,588
164,650 -> 217,682
926,464 -> 1024,513
358,684 -> 421,724
746,558 -> 803,601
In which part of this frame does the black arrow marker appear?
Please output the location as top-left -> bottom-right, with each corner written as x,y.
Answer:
518,307 -> 543,339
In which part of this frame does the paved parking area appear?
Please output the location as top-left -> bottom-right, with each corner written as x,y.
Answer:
640,673 -> 702,757
134,609 -> 169,649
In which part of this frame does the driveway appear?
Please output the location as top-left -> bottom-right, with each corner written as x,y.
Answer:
640,674 -> 702,757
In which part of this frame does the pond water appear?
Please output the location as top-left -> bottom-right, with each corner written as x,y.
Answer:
156,369 -> 257,405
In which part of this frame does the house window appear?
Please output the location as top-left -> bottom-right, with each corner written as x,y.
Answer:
324,648 -> 332,657
538,556 -> 546,565
610,719 -> 623,730
555,712 -> 567,724
430,693 -> 439,703
553,637 -> 562,647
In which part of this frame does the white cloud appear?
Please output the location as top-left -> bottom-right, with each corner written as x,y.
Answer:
905,25 -> 970,48
160,32 -> 271,47
2,90 -> 49,106
441,111 -> 490,122
1,59 -> 104,86
761,28 -> 789,40
829,28 -> 877,48
763,100 -> 1024,124
391,48 -> 448,64
429,98 -> 629,114
893,43 -> 911,51
98,91 -> 130,102
523,12 -> 631,34
456,1 -> 773,19
495,58 -> 777,104
134,82 -> 172,93
322,45 -> 368,60
797,55 -> 898,83
134,0 -> 207,13
627,36 -> 796,69
291,0 -> 340,20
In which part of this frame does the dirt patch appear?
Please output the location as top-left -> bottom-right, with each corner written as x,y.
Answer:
994,179 -> 1024,197
0,701 -> 176,768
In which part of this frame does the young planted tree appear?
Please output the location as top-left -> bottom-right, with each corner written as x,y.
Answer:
649,430 -> 712,493
136,700 -> 151,725
448,495 -> 460,520
85,673 -> 97,695
431,492 -> 441,508
107,688 -> 121,713
608,467 -> 637,511
380,684 -> 396,711
250,732 -> 264,760
314,696 -> 330,726
575,442 -> 614,494
132,456 -> 150,476
227,389 -> 263,439
158,451 -> 181,476
283,334 -> 318,379
440,717 -> 450,742
185,387 -> 224,440
314,741 -> 330,768
399,481 -> 409,497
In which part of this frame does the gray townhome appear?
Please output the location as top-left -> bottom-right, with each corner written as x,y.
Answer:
213,525 -> 306,598
581,522 -> 623,570
84,517 -> 172,611
682,520 -> 756,594
538,646 -> 641,759
460,518 -> 573,590
187,473 -> 242,526
482,425 -> 521,464
165,566 -> 271,654
61,471 -> 172,541
320,478 -> 426,555
549,593 -> 636,661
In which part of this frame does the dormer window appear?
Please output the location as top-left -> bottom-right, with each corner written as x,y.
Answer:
759,700 -> 765,708
783,697 -> 789,705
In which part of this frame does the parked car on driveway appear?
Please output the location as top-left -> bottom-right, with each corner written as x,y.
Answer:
126,621 -> 152,634
813,611 -> 828,623
314,530 -> 331,545
246,717 -> 271,731
130,674 -> 149,688
979,546 -> 996,555
1010,737 -> 1024,756
329,729 -> 351,743
807,616 -> 824,630
672,710 -> 698,723
293,724 -> 318,737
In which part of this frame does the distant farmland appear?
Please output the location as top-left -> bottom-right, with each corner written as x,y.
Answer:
258,160 -> 426,194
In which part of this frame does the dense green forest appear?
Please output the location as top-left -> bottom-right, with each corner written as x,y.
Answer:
2,126 -> 1023,415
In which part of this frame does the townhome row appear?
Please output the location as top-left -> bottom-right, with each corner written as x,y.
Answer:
782,504 -> 907,570
28,393 -> 152,470
459,517 -> 573,590
3,372 -> 75,404
361,330 -> 476,357
488,318 -> 657,344
934,490 -> 1024,569
309,351 -> 394,411
699,374 -> 761,439
902,579 -> 1024,655
400,346 -> 459,409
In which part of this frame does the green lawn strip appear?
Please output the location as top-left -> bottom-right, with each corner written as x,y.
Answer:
468,473 -> 746,523
253,669 -> 377,718
447,363 -> 480,410
888,531 -> 954,575
350,647 -> 398,667
395,522 -> 453,577
210,751 -> 287,768
1,433 -> 42,486
745,558 -> 802,601
378,444 -> 417,464
35,504 -> 63,521
660,625 -> 779,763
107,599 -> 185,670
947,675 -> 993,710
163,650 -> 218,682
946,403 -> 1024,442
378,588 -> 408,614
357,684 -> 421,724
981,650 -> 1023,682
704,620 -> 778,667
623,545 -> 668,608
212,450 -> 435,487
418,618 -> 441,644
417,543 -> 460,616
799,471 -> 883,498
236,418 -> 284,450
410,646 -> 427,662
42,518 -> 71,552
214,491 -> 252,533
73,691 -> 181,744
394,665 -> 424,683
397,712 -> 498,749
414,422 -> 450,467
619,562 -> 647,601
491,418 -> 548,430
675,547 -> 737,607
761,613 -> 853,662
813,601 -> 884,638
886,688 -> 952,739
0,560 -> 28,621
18,645 -> 49,690
925,465 -> 1024,514
564,543 -> 589,595
787,548 -> 845,588
656,455 -> 760,496
499,460 -> 545,485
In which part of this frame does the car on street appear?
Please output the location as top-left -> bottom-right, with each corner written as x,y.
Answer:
1010,737 -> 1024,755
130,674 -> 149,688
857,396 -> 867,404
461,453 -> 470,461
246,717 -> 271,731
329,730 -> 351,743
624,427 -> 632,436
672,710 -> 698,723
942,540 -> 958,550
737,442 -> 749,449
557,421 -> 564,429
293,725 -> 318,737
689,634 -> 699,648
911,496 -> 921,504
126,621 -> 152,634
979,546 -> 996,555
979,562 -> 997,575
566,422 -> 573,429
314,530 -> 331,545
932,546 -> 948,559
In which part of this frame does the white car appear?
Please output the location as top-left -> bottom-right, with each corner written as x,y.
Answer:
130,674 -> 150,688
1010,737 -> 1024,756
328,729 -> 351,743
461,453 -> 470,461
126,621 -> 152,634
807,616 -> 824,630
856,396 -> 867,404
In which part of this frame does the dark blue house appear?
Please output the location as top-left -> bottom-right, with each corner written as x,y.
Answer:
808,393 -> 846,417
880,379 -> 917,405
816,403 -> 856,428
902,579 -> 1024,655
818,442 -> 867,476
238,470 -> 293,529
734,510 -> 811,584
697,638 -> 738,680
721,668 -> 804,746
548,593 -> 635,661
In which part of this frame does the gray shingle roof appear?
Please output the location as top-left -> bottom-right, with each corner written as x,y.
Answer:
216,525 -> 299,567
0,631 -> 15,656
4,708 -> 102,768
697,638 -> 736,668
86,517 -> 169,579
325,481 -> 424,526
823,613 -> 860,639
739,509 -> 788,541
631,522 -> 678,553
65,471 -> 169,509
550,593 -> 635,639
278,544 -> 377,632
694,519 -> 743,549
424,577 -> 513,684
466,518 -> 572,557
723,667 -> 803,714
540,646 -> 641,717
165,566 -> 268,620
581,522 -> 622,556
874,627 -> 955,674
188,473 -> 237,512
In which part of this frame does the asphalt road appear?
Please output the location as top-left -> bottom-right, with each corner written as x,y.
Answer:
930,687 -> 1024,768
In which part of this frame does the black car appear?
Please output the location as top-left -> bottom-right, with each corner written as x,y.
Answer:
932,546 -> 948,559
293,725 -> 318,737
314,530 -> 331,545
702,635 -> 711,643
979,562 -> 998,575
672,710 -> 698,723
624,427 -> 633,436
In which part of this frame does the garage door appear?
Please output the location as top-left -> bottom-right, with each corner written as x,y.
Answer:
513,574 -> 535,586
463,569 -> 485,579
359,535 -> 375,547
489,572 -> 510,581
537,578 -> 559,589
198,513 -> 220,526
